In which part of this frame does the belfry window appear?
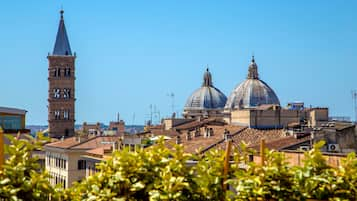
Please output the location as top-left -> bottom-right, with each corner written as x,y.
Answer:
54,110 -> 60,120
53,68 -> 61,77
64,68 -> 71,77
63,88 -> 71,99
53,88 -> 60,99
63,110 -> 69,120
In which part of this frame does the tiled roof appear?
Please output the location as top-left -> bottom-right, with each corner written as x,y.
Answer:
85,144 -> 113,158
45,136 -> 120,150
149,129 -> 181,137
174,118 -> 225,130
248,135 -> 311,152
214,128 -> 286,153
0,106 -> 27,115
164,125 -> 246,154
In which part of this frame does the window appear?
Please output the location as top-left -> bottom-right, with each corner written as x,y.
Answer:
0,116 -> 21,130
63,88 -> 71,99
53,88 -> 60,99
63,110 -> 69,120
64,68 -> 71,77
53,68 -> 61,77
54,110 -> 60,120
78,160 -> 86,170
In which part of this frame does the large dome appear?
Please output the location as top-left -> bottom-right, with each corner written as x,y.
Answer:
184,69 -> 227,110
225,57 -> 280,110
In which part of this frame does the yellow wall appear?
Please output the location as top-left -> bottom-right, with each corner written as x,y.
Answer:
231,109 -> 300,129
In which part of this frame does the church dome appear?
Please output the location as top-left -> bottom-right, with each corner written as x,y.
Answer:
225,56 -> 280,110
184,69 -> 227,110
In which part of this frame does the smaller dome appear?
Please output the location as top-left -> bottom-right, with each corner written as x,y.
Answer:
184,69 -> 227,110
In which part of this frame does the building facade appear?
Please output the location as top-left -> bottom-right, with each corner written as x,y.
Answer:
45,135 -> 120,188
48,10 -> 76,138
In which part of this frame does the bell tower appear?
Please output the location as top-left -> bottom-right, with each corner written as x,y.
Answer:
47,10 -> 76,138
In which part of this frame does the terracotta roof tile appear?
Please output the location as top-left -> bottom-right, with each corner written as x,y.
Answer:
85,144 -> 113,158
45,136 -> 120,150
210,128 -> 287,153
164,125 -> 245,154
174,118 -> 225,130
248,135 -> 311,152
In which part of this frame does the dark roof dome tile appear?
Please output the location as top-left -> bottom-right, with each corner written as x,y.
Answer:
184,69 -> 227,110
225,57 -> 280,110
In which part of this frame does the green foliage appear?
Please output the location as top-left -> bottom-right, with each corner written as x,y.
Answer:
0,133 -> 56,201
193,149 -> 226,200
2,135 -> 357,201
294,141 -> 337,200
227,144 -> 301,201
68,139 -> 200,200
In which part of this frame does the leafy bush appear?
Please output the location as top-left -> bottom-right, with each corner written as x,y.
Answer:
67,140 -> 205,200
2,135 -> 357,201
294,141 -> 337,200
227,145 -> 301,201
0,134 -> 56,201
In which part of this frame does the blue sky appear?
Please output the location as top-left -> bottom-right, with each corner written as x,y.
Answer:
0,1 -> 356,125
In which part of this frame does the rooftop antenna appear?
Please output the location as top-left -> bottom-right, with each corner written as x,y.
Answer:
117,112 -> 120,122
352,90 -> 357,123
150,104 -> 153,123
153,105 -> 161,124
132,113 -> 135,126
167,93 -> 175,116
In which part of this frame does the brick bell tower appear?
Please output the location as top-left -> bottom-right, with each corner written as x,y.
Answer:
47,10 -> 76,138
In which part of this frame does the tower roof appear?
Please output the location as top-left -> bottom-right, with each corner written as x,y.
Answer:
52,10 -> 72,56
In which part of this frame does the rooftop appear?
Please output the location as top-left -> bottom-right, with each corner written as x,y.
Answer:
0,106 -> 27,115
45,135 -> 120,150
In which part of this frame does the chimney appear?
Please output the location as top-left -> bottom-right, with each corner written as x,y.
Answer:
75,136 -> 81,142
223,129 -> 230,141
204,127 -> 208,138
194,128 -> 200,137
186,132 -> 191,141
176,135 -> 181,144
209,128 -> 214,137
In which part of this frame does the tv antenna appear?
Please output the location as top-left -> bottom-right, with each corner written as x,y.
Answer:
132,113 -> 136,126
352,90 -> 357,123
167,92 -> 175,115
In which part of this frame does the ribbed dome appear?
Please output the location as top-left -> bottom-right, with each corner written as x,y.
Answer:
225,57 -> 280,110
184,69 -> 227,110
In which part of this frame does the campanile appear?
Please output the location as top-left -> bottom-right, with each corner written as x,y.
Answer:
48,10 -> 76,138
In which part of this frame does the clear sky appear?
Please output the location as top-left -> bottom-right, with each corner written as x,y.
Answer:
1,1 -> 356,125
